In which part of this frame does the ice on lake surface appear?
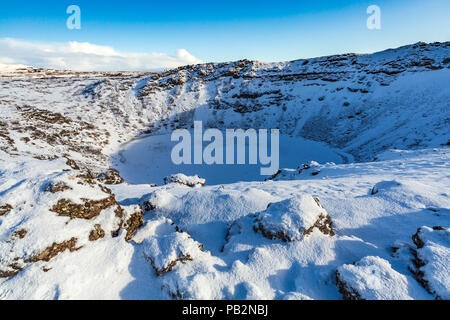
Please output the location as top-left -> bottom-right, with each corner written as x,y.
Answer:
112,133 -> 347,185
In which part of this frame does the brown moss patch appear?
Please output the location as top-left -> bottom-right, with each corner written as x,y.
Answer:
304,214 -> 335,237
13,106 -> 109,164
34,155 -> 58,161
0,264 -> 23,279
45,182 -> 72,193
114,205 -> 124,218
0,204 -> 13,216
0,121 -> 17,153
111,206 -> 125,238
50,195 -> 116,220
12,229 -> 28,239
96,169 -> 124,185
123,207 -> 145,242
26,238 -> 81,263
65,158 -> 80,170
0,270 -> 19,278
89,224 -> 106,242
76,172 -> 97,185
21,107 -> 72,125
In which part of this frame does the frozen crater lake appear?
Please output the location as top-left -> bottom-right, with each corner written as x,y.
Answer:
111,133 -> 348,185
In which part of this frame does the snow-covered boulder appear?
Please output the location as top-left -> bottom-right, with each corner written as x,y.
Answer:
336,256 -> 418,300
253,195 -> 334,242
369,180 -> 444,209
370,180 -> 402,195
174,187 -> 275,225
135,218 -> 204,276
142,189 -> 177,212
164,174 -> 206,188
410,226 -> 450,300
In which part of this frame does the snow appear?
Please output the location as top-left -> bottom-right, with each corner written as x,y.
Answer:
142,189 -> 177,211
0,64 -> 29,72
164,174 -> 206,188
0,145 -> 448,300
0,41 -> 449,300
411,226 -> 450,299
336,256 -> 427,300
254,195 -> 330,242
135,218 -> 205,275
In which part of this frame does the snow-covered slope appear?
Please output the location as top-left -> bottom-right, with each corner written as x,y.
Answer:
134,41 -> 449,161
0,64 -> 30,74
0,42 -> 449,300
0,41 -> 448,170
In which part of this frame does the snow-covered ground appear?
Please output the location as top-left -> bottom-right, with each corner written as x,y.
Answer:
0,42 -> 449,300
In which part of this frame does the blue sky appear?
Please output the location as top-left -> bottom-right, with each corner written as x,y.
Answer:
0,0 -> 449,70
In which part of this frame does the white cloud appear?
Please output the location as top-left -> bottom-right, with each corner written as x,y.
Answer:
0,38 -> 203,71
